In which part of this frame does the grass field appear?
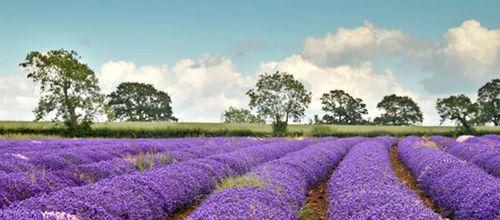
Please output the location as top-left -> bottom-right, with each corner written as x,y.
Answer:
1,121 -> 499,138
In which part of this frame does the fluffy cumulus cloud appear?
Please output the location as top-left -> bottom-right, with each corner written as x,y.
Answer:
408,20 -> 500,94
0,74 -> 38,120
97,61 -> 169,93
166,55 -> 253,121
97,55 -> 254,122
302,21 -> 413,66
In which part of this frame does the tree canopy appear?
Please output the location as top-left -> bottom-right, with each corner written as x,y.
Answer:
477,78 -> 500,126
246,71 -> 311,133
374,94 -> 423,125
20,49 -> 104,136
436,94 -> 479,133
107,82 -> 177,121
223,106 -> 264,123
320,90 -> 368,125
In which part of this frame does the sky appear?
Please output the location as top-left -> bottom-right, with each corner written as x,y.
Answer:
1,0 -> 499,124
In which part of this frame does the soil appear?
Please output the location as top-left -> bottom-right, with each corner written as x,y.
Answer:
389,145 -> 446,218
170,196 -> 204,220
300,171 -> 332,220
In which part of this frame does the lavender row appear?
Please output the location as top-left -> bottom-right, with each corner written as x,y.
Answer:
328,138 -> 440,219
398,137 -> 499,219
0,137 -> 271,208
188,137 -> 364,219
447,136 -> 500,177
1,139 -> 314,219
427,135 -> 456,150
0,137 -> 249,173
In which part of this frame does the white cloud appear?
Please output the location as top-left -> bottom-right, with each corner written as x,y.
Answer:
97,54 -> 253,122
0,74 -> 38,120
407,20 -> 500,93
302,21 -> 412,66
166,54 -> 254,121
97,61 -> 169,93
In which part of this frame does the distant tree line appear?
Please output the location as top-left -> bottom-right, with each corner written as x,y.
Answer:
21,49 -> 498,136
225,71 -> 499,134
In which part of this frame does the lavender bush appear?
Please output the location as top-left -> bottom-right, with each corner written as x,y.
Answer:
3,139 -> 311,219
398,137 -> 500,219
427,135 -> 456,150
328,138 -> 440,219
189,137 -> 366,219
0,137 -> 269,208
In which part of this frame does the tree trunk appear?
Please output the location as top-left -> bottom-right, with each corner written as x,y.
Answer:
63,80 -> 78,137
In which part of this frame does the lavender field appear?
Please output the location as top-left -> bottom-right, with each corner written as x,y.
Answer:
0,135 -> 498,220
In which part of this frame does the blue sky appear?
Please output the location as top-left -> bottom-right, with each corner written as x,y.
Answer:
1,0 -> 499,123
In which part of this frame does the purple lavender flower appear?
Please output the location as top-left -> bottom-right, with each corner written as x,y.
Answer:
5,140 -> 310,219
428,135 -> 456,150
189,137 -> 367,219
0,137 -> 269,208
328,138 -> 440,219
398,137 -> 500,219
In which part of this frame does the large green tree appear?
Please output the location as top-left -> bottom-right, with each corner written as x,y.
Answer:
477,78 -> 500,125
374,94 -> 423,125
223,106 -> 264,123
320,90 -> 368,125
20,49 -> 104,136
246,71 -> 311,133
107,82 -> 177,121
436,94 -> 479,133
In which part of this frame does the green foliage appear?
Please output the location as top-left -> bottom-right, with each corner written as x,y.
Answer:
223,106 -> 264,123
477,78 -> 500,126
1,121 -> 499,138
374,94 -> 423,125
247,71 -> 311,133
107,82 -> 177,122
310,125 -> 333,137
272,121 -> 288,135
155,152 -> 174,165
320,90 -> 368,125
20,49 -> 104,137
436,94 -> 479,134
133,151 -> 155,172
216,176 -> 264,191
299,206 -> 315,220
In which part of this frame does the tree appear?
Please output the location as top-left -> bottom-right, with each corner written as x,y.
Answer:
374,94 -> 423,125
223,106 -> 264,123
320,90 -> 368,125
106,82 -> 177,121
477,78 -> 500,125
246,71 -> 311,133
436,94 -> 479,133
20,49 -> 104,136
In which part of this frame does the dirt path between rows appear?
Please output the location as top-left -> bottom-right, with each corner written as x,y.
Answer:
299,170 -> 332,220
389,145 -> 445,218
170,196 -> 204,220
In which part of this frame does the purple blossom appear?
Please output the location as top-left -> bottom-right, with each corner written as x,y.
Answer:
189,137 -> 367,219
428,135 -> 456,150
0,137 -> 269,208
5,140 -> 311,219
328,138 -> 440,219
398,137 -> 500,219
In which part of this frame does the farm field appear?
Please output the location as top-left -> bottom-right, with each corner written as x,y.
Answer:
2,121 -> 500,138
0,135 -> 498,219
